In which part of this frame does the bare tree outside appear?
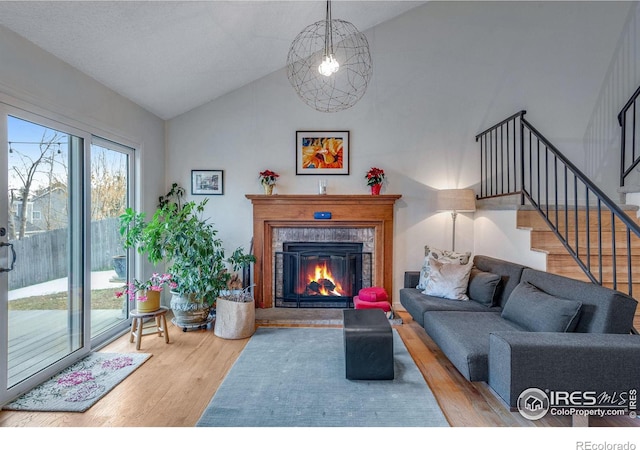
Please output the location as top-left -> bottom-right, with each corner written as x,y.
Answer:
91,146 -> 128,221
9,130 -> 65,239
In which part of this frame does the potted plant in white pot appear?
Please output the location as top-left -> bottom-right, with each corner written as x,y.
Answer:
118,183 -> 255,330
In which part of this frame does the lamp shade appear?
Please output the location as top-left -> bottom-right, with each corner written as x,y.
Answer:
436,189 -> 477,212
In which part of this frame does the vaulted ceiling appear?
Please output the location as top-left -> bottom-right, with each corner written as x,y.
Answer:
0,1 -> 425,120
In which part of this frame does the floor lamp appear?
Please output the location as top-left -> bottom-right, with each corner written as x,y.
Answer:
437,189 -> 477,252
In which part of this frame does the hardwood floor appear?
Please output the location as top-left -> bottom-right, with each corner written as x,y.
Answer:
0,311 -> 638,428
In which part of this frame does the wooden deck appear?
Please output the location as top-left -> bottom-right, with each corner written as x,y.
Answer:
7,310 -> 125,387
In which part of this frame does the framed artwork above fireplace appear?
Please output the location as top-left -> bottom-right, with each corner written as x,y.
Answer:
296,130 -> 349,175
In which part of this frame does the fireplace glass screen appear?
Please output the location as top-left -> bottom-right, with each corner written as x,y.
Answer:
274,242 -> 372,308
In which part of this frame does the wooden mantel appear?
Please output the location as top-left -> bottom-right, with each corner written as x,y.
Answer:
245,194 -> 402,308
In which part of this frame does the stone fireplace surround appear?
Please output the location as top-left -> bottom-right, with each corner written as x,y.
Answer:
245,194 -> 401,308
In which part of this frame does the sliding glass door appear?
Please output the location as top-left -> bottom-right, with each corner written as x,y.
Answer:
0,106 -> 136,406
1,113 -> 87,402
90,137 -> 134,343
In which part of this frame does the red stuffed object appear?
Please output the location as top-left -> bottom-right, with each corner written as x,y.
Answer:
354,295 -> 391,312
357,287 -> 389,302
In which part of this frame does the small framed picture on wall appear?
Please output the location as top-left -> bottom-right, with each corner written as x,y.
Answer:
296,130 -> 349,175
191,169 -> 223,195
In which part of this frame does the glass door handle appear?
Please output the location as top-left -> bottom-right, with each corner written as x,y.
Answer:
0,242 -> 16,273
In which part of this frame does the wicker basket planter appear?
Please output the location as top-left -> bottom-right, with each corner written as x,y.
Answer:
214,291 -> 255,340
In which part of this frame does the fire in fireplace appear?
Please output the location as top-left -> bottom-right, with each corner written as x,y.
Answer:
303,261 -> 344,296
274,242 -> 372,308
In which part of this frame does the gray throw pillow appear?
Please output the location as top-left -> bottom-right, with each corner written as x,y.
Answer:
467,268 -> 501,307
501,281 -> 583,332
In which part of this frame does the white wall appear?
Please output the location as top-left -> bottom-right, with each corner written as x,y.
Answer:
0,25 -> 165,210
166,1 -> 631,300
584,2 -> 640,197
473,210 -> 547,270
0,25 -> 166,280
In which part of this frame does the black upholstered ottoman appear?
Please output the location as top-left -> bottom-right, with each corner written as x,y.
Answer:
343,308 -> 394,380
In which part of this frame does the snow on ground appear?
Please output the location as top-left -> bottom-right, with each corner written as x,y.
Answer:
9,270 -> 120,301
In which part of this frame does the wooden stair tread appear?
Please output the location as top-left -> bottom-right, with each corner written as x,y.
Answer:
517,209 -> 640,232
546,268 -> 640,282
530,229 -> 640,240
544,267 -> 640,286
530,244 -> 640,256
546,254 -> 640,266
517,207 -> 640,301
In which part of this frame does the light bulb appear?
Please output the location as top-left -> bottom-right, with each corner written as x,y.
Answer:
318,54 -> 339,76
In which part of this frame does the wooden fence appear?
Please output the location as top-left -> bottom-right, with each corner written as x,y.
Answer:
8,218 -> 123,291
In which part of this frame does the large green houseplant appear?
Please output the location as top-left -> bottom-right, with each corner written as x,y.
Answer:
119,183 -> 255,329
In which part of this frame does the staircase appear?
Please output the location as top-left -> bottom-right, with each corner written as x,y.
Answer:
476,110 -> 640,332
517,206 -> 640,293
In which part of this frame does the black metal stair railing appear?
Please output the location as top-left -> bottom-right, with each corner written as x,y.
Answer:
476,111 -> 640,302
619,84 -> 640,187
476,110 -> 526,202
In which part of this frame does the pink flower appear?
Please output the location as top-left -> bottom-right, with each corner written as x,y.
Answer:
115,272 -> 173,300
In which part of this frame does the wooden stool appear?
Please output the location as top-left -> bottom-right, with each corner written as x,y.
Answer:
129,307 -> 170,350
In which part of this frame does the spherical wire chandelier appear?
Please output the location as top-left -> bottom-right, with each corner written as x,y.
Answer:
286,0 -> 373,113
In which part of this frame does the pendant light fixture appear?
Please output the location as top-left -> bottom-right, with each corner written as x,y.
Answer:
286,0 -> 373,113
317,0 -> 339,77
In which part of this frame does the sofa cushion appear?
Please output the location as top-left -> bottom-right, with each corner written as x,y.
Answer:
416,245 -> 472,290
489,331 -> 640,408
520,268 -> 638,334
501,281 -> 583,332
468,268 -> 501,307
472,255 -> 526,309
422,311 -> 524,381
399,288 -> 501,326
423,257 -> 474,300
404,271 -> 420,289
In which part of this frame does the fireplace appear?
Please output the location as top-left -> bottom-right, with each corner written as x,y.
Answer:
275,242 -> 372,308
245,194 -> 401,308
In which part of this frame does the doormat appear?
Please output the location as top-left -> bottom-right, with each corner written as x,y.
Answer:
3,352 -> 151,412
197,327 -> 449,427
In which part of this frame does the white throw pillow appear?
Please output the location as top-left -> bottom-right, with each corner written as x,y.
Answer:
416,245 -> 472,290
422,255 -> 474,300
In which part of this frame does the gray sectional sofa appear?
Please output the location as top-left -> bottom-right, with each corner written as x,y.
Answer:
400,255 -> 640,408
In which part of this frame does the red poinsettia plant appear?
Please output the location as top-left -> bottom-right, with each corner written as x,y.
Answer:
365,167 -> 385,186
115,272 -> 176,302
259,170 -> 279,186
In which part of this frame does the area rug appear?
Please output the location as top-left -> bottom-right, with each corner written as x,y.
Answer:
197,327 -> 449,427
3,352 -> 151,412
